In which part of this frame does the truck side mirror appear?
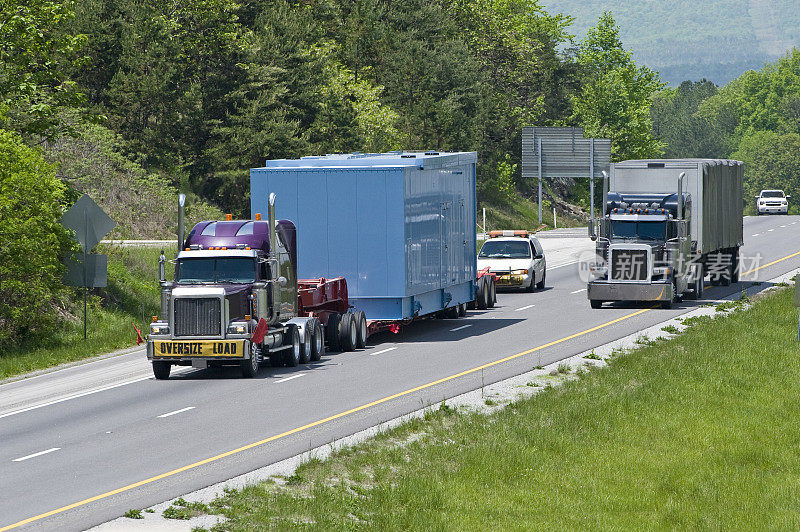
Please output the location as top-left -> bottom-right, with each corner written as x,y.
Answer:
277,276 -> 288,287
588,219 -> 596,241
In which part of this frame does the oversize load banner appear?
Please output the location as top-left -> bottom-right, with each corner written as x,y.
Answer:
153,340 -> 245,357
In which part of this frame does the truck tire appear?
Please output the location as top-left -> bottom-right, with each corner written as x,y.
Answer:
536,271 -> 546,290
241,345 -> 260,377
284,326 -> 301,367
310,319 -> 325,361
299,324 -> 312,364
339,313 -> 357,352
354,311 -> 367,349
731,249 -> 740,283
686,264 -> 703,300
457,303 -> 467,317
444,305 -> 459,319
590,300 -> 603,309
326,313 -> 341,352
476,277 -> 487,309
488,278 -> 496,307
152,361 -> 171,380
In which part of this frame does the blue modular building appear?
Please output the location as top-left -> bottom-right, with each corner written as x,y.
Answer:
250,151 -> 478,320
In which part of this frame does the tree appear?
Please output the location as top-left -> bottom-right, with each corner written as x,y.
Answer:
0,128 -> 72,346
650,80 -> 728,158
570,12 -> 665,161
0,0 -> 86,138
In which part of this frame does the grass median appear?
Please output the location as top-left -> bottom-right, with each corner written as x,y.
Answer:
0,245 -> 163,379
189,285 -> 800,530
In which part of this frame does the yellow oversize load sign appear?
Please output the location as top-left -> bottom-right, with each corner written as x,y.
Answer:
154,340 -> 245,358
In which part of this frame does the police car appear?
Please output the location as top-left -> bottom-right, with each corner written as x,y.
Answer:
477,231 -> 546,291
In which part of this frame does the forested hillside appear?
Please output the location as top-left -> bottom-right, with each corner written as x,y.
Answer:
650,49 -> 800,213
542,0 -> 800,85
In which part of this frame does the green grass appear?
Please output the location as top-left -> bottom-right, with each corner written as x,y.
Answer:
479,193 -> 584,234
194,286 -> 800,530
0,245 -> 165,379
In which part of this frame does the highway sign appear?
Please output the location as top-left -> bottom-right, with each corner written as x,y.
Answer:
59,194 -> 115,252
64,253 -> 108,288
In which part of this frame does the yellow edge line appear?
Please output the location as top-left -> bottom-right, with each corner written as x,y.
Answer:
742,249 -> 800,276
6,247 -> 800,530
1,306 -> 652,531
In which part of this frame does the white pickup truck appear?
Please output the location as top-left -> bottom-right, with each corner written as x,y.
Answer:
756,190 -> 789,215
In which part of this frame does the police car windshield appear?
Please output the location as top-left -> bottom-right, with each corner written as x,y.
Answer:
176,258 -> 256,284
479,240 -> 531,259
611,221 -> 666,241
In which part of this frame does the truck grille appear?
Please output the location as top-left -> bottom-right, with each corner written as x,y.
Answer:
174,298 -> 221,337
610,249 -> 649,281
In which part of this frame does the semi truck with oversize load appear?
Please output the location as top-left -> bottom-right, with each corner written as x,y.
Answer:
587,159 -> 744,309
146,193 -> 359,379
146,151 -> 496,379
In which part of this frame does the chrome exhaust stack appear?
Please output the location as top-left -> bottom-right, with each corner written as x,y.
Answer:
177,193 -> 186,252
267,193 -> 280,324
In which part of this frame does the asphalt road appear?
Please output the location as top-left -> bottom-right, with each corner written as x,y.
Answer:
2,215 -> 800,531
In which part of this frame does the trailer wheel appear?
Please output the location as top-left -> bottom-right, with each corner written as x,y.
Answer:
731,249 -> 740,283
284,326 -> 301,366
476,277 -> 488,309
590,300 -> 603,309
488,277 -> 497,307
326,313 -> 341,352
310,319 -> 325,361
241,345 -> 260,377
339,313 -> 356,352
444,305 -> 459,319
354,311 -> 367,349
299,325 -> 312,364
458,303 -> 467,317
152,361 -> 171,380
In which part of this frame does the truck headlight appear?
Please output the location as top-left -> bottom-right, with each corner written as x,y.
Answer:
512,269 -> 528,275
149,322 -> 170,335
227,321 -> 249,334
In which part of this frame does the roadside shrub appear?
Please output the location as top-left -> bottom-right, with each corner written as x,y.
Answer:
0,129 -> 72,347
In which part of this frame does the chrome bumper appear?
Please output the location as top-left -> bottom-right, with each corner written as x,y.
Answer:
587,281 -> 674,302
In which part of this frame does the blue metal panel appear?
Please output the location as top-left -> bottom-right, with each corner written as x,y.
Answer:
250,151 -> 477,320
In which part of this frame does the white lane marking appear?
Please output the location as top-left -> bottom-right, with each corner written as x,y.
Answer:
793,222 -> 798,225
273,374 -> 305,384
768,229 -> 775,232
515,304 -> 535,311
369,347 -> 397,356
0,375 -> 152,420
752,234 -> 760,237
12,447 -> 60,462
781,225 -> 787,228
571,288 -> 587,294
450,324 -> 472,332
157,406 -> 195,418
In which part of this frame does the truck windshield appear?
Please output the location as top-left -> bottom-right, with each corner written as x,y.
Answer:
611,221 -> 666,241
762,191 -> 785,198
176,258 -> 256,284
479,240 -> 531,259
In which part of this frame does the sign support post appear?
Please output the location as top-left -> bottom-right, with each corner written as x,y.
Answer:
537,137 -> 543,224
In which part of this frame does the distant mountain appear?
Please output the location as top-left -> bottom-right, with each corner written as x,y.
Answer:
542,0 -> 800,85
